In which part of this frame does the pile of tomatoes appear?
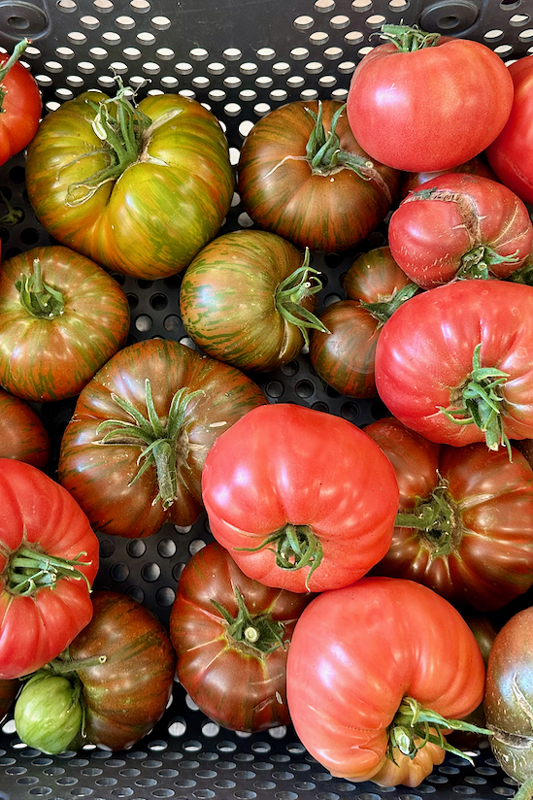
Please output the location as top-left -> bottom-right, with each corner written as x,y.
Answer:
2,25 -> 533,798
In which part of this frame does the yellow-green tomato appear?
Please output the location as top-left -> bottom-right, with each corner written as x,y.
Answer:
14,673 -> 82,754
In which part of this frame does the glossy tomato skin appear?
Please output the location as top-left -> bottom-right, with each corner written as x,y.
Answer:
180,230 -> 319,371
202,403 -> 399,593
237,100 -> 400,252
58,339 -> 267,538
0,387 -> 50,469
0,45 -> 42,166
374,280 -> 533,447
388,174 -> 533,288
347,37 -> 513,173
286,576 -> 486,786
69,590 -> 176,751
365,416 -> 533,611
169,542 -> 310,732
0,246 -> 130,402
0,459 -> 99,679
484,606 -> 533,784
486,55 -> 533,204
25,91 -> 234,279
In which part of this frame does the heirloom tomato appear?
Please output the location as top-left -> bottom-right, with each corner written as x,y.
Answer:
346,25 -> 513,172
286,576 -> 487,787
309,246 -> 418,397
0,246 -> 130,402
0,39 -> 41,166
169,541 -> 310,732
237,99 -> 400,252
0,387 -> 50,469
399,154 -> 498,200
15,590 -> 176,753
0,459 -> 99,680
484,606 -> 533,796
202,403 -> 399,593
388,174 -> 533,288
58,338 -> 267,538
374,280 -> 533,453
180,230 -> 328,371
365,416 -> 533,611
487,55 -> 533,204
25,85 -> 233,279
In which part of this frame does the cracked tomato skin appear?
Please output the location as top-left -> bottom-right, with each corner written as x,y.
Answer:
286,576 -> 486,786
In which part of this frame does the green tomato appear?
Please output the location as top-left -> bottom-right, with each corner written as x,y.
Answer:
14,673 -> 82,754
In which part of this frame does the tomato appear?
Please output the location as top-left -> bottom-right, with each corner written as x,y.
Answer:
0,678 -> 19,724
399,154 -> 498,200
25,86 -> 234,280
374,280 -> 533,453
0,245 -> 130,402
0,39 -> 41,166
169,541 -> 310,732
14,590 -> 176,753
364,416 -> 533,611
388,174 -> 533,288
237,99 -> 400,252
486,55 -> 533,204
0,459 -> 99,680
286,576 -> 487,787
201,403 -> 399,593
484,605 -> 533,794
58,338 -> 267,538
309,246 -> 418,397
346,25 -> 513,172
0,387 -> 50,469
180,230 -> 328,371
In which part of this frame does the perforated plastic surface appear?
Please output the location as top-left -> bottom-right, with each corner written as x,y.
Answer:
1,1 -> 533,798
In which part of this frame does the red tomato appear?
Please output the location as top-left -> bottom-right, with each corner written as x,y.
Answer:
286,576 -> 486,787
0,387 -> 50,469
365,416 -> 533,611
201,403 -> 399,593
388,173 -> 533,288
374,280 -> 533,452
0,39 -> 41,166
0,459 -> 99,679
169,541 -> 310,732
486,55 -> 533,204
346,26 -> 513,172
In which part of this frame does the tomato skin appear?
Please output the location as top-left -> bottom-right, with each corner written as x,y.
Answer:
201,403 -> 399,593
0,459 -> 99,679
399,155 -> 498,201
25,91 -> 234,280
58,338 -> 267,538
347,37 -> 513,172
388,174 -> 533,288
169,541 -> 310,732
237,100 -> 400,252
374,280 -> 533,447
0,44 -> 42,166
286,576 -> 486,786
486,56 -> 533,204
0,246 -> 130,402
365,416 -> 533,611
0,387 -> 50,469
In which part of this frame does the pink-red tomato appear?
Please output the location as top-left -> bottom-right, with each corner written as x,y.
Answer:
346,27 -> 513,172
201,403 -> 399,593
0,39 -> 41,166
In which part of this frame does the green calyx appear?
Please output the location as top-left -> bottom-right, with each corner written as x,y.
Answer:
96,378 -> 204,510
388,696 -> 492,766
0,190 -> 23,225
7,547 -> 91,597
359,282 -> 419,324
439,343 -> 511,457
66,77 -> 152,205
275,249 -> 330,346
211,586 -> 286,655
457,245 -> 522,281
236,523 -> 323,590
394,483 -> 456,557
305,101 -> 376,180
0,39 -> 30,114
378,24 -> 441,52
16,258 -> 65,319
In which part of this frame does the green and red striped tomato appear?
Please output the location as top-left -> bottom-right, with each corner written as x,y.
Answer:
0,387 -> 50,469
0,246 -> 130,402
25,88 -> 234,280
180,229 -> 327,371
58,338 -> 268,538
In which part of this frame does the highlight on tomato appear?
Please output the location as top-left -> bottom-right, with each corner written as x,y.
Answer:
0,39 -> 42,167
201,403 -> 399,593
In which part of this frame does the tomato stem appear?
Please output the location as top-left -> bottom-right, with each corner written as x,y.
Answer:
46,652 -> 108,675
235,523 -> 323,590
275,249 -> 330,346
305,102 -> 378,182
458,245 -> 522,281
394,484 -> 457,556
378,24 -> 441,52
359,282 -> 419,324
211,587 -> 286,654
16,258 -> 65,319
7,548 -> 92,596
0,190 -> 23,225
0,39 -> 30,113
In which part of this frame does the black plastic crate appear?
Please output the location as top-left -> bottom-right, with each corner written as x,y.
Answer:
0,1 -> 532,798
